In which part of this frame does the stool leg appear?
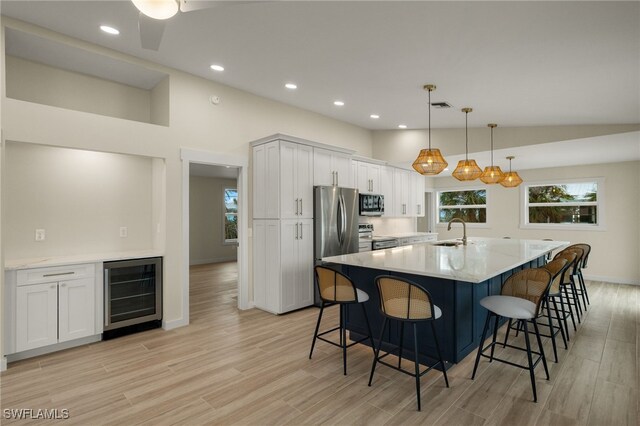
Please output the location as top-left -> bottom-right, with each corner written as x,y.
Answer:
579,271 -> 590,305
341,304 -> 347,375
368,317 -> 388,386
398,321 -> 405,368
361,303 -> 376,356
472,312 -> 491,380
490,314 -> 500,362
503,318 -> 513,348
563,285 -> 577,332
522,320 -> 538,402
558,290 -> 571,339
552,297 -> 568,349
413,322 -> 421,412
570,276 -> 582,321
532,318 -> 549,380
545,299 -> 558,362
431,321 -> 449,388
578,272 -> 588,310
309,302 -> 325,359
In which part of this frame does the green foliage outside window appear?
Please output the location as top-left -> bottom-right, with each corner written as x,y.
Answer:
527,183 -> 597,225
438,189 -> 486,223
224,189 -> 238,242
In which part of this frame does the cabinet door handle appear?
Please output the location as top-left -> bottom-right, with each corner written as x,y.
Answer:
300,222 -> 303,239
104,269 -> 110,327
336,171 -> 339,186
299,199 -> 303,215
332,171 -> 336,186
43,271 -> 75,277
295,223 -> 299,240
295,198 -> 299,215
417,205 -> 421,215
60,283 -> 67,287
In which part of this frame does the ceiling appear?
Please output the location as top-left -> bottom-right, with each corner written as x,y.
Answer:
2,1 -> 639,131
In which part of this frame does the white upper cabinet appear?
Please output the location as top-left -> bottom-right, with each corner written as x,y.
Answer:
313,148 -> 353,188
380,166 -> 395,217
253,141 -> 280,219
280,142 -> 313,219
393,168 -> 411,216
410,173 -> 426,217
355,161 -> 381,194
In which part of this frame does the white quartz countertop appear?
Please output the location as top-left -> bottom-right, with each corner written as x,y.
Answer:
322,238 -> 569,283
5,250 -> 164,270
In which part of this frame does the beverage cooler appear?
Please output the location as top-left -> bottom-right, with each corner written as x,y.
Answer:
103,257 -> 162,335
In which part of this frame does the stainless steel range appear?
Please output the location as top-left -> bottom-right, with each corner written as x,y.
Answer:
358,223 -> 398,251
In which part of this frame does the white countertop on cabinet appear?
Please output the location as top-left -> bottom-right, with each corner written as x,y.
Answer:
374,232 -> 438,239
5,250 -> 164,270
322,238 -> 568,283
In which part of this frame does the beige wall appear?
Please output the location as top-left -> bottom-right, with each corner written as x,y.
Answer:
372,124 -> 640,164
0,18 -> 374,328
434,161 -> 640,284
4,142 -> 154,259
189,176 -> 238,265
5,56 -> 157,124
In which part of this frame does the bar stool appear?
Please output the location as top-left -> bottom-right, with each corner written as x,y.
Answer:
554,247 -> 584,330
309,266 -> 375,375
503,257 -> 571,362
565,243 -> 591,310
367,275 -> 449,411
472,268 -> 552,402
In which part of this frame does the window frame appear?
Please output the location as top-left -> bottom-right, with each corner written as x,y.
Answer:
435,186 -> 490,228
520,177 -> 606,231
223,187 -> 238,244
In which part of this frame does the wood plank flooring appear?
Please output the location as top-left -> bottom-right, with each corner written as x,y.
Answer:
1,262 -> 638,425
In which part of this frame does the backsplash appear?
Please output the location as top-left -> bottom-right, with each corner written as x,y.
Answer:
361,217 -> 416,235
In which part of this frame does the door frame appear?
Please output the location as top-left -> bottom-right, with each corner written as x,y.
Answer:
181,148 -> 250,323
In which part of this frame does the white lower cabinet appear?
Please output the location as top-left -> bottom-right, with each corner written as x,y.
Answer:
11,263 -> 97,353
253,219 -> 313,314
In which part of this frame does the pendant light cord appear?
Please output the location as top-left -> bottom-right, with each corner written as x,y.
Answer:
465,111 -> 469,161
490,126 -> 494,166
428,89 -> 431,150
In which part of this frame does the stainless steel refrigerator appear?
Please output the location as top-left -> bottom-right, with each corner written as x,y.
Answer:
313,186 -> 359,303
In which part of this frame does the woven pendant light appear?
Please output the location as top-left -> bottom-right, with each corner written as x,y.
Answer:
500,156 -> 523,188
452,108 -> 482,181
480,123 -> 506,184
412,85 -> 448,175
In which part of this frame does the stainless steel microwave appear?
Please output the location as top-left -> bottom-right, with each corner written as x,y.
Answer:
359,193 -> 384,216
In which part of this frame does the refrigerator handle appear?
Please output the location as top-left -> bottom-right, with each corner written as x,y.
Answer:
337,194 -> 344,245
340,194 -> 347,246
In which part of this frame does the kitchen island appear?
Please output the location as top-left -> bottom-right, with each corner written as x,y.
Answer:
322,238 -> 568,366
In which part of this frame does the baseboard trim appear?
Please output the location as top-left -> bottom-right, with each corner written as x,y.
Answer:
6,335 -> 101,364
584,274 -> 639,286
1,357 -> 7,372
189,257 -> 237,266
163,317 -> 189,330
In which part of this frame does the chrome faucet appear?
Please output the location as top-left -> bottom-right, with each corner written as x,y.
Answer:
447,218 -> 467,245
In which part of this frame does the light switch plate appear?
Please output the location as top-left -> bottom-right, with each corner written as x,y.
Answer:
35,229 -> 46,241
119,226 -> 128,238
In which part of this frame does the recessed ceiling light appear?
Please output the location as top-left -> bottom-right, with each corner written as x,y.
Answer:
398,124 -> 407,129
100,25 -> 120,35
210,64 -> 225,72
334,101 -> 345,106
285,83 -> 297,90
370,114 -> 380,119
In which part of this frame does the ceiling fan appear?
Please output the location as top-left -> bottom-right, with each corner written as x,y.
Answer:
132,0 -> 255,50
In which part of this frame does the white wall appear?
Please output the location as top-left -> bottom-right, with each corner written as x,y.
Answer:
365,217 -> 416,235
5,56 -> 156,124
189,176 -> 238,265
4,142 -> 154,259
0,18 -> 374,328
434,161 -> 640,284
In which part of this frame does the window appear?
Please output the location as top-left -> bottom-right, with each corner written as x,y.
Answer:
437,189 -> 487,224
522,179 -> 604,229
224,188 -> 238,243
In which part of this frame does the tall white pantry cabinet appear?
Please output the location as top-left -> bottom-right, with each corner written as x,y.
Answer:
252,138 -> 316,314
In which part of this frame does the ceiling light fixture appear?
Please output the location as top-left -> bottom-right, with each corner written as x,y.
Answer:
334,100 -> 345,106
452,108 -> 482,181
479,124 -> 506,184
132,0 -> 179,20
370,114 -> 380,119
100,25 -> 120,35
210,64 -> 224,72
500,156 -> 523,188
398,124 -> 407,129
412,85 -> 448,175
285,83 -> 297,90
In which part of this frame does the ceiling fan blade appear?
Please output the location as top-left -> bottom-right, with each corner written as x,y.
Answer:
179,0 -> 260,13
138,12 -> 166,50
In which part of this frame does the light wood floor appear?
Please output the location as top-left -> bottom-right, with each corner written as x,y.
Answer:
1,262 -> 638,425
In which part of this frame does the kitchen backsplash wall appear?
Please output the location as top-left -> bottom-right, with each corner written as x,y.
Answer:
363,217 -> 416,235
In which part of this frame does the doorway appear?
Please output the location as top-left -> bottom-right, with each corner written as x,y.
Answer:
417,191 -> 436,233
180,148 -> 249,329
